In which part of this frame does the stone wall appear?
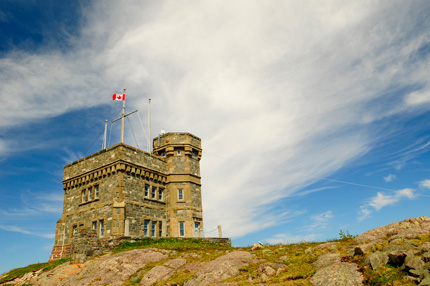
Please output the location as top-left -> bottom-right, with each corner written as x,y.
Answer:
70,228 -> 103,263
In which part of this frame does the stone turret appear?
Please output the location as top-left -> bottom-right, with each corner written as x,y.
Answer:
153,133 -> 203,238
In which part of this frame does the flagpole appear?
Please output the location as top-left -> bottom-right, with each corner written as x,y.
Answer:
120,88 -> 126,143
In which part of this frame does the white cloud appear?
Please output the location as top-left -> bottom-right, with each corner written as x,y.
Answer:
405,89 -> 430,106
302,211 -> 334,231
0,225 -> 54,239
359,188 -> 416,220
1,1 -> 429,238
264,233 -> 319,245
384,174 -> 397,182
419,179 -> 430,189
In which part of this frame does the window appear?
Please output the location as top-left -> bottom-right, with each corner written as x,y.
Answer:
94,185 -> 99,199
158,221 -> 162,237
159,188 -> 164,201
177,149 -> 181,155
194,222 -> 200,237
160,150 -> 166,157
177,188 -> 184,200
92,221 -> 97,231
144,185 -> 149,197
82,189 -> 86,202
144,220 -> 149,237
152,186 -> 157,199
151,221 -> 157,237
179,221 -> 185,237
88,186 -> 93,201
192,150 -> 197,158
72,225 -> 77,236
99,220 -> 104,237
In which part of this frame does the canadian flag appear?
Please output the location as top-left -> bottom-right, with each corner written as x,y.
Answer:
112,94 -> 125,101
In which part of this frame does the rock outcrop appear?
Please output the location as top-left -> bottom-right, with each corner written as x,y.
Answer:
2,216 -> 430,286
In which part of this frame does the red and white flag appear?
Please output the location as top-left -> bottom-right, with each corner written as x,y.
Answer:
112,94 -> 125,101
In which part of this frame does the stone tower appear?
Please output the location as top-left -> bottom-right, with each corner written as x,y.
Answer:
49,132 -> 203,261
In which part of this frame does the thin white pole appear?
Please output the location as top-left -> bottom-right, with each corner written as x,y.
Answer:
148,98 -> 151,153
103,120 -> 108,149
120,88 -> 126,143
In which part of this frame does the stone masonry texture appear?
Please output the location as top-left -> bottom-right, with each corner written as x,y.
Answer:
49,132 -> 204,261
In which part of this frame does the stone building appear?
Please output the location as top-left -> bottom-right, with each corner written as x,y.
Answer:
49,132 -> 203,261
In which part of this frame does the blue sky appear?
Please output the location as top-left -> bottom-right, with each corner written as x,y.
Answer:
1,0 -> 430,274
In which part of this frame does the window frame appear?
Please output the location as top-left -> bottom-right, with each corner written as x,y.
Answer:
144,184 -> 149,198
151,186 -> 157,199
143,220 -> 149,237
177,188 -> 184,200
151,221 -> 157,237
99,219 -> 104,237
179,221 -> 185,237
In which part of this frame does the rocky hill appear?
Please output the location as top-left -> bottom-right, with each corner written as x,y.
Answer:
1,216 -> 430,286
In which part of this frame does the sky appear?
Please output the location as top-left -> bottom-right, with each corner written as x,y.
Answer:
1,0 -> 430,274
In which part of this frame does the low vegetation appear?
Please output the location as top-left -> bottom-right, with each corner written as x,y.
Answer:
0,257 -> 70,284
2,229 -> 430,286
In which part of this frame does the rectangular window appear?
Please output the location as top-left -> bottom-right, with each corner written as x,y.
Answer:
159,188 -> 164,201
192,150 -> 197,158
99,219 -> 104,237
72,225 -> 77,237
94,185 -> 99,198
161,150 -> 166,157
88,186 -> 93,201
92,221 -> 97,231
152,186 -> 157,199
144,220 -> 149,237
177,149 -> 181,155
177,188 -> 184,200
144,184 -> 149,197
194,222 -> 200,237
82,189 -> 86,203
151,221 -> 157,237
179,221 -> 185,237
158,221 -> 162,237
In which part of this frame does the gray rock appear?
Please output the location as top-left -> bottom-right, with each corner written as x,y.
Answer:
354,243 -> 374,256
314,253 -> 341,269
184,251 -> 253,286
310,263 -> 363,286
420,277 -> 430,286
140,265 -> 175,286
365,251 -> 388,270
403,256 -> 426,278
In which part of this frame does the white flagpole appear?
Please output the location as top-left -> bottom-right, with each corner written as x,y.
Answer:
120,88 -> 126,143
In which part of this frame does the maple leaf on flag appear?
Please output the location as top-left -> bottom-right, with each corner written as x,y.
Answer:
112,94 -> 125,101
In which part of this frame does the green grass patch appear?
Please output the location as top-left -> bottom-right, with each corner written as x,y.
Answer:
0,257 -> 70,284
113,238 -> 232,253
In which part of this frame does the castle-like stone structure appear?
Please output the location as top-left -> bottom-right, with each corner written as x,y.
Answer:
49,132 -> 203,261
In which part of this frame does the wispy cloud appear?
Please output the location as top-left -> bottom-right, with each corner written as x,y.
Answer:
264,233 -> 319,245
383,174 -> 397,182
419,179 -> 430,189
0,225 -> 54,239
1,191 -> 63,216
302,211 -> 334,231
1,1 -> 429,239
358,188 -> 416,221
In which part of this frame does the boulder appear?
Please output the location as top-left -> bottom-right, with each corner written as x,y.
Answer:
403,255 -> 426,278
184,251 -> 253,286
310,263 -> 363,286
365,251 -> 388,270
314,253 -> 341,269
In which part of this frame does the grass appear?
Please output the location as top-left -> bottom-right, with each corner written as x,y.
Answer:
3,232 -> 430,285
112,237 -> 233,253
0,257 -> 70,284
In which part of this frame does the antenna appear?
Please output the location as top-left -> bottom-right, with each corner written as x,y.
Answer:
102,120 -> 108,149
148,98 -> 151,153
120,88 -> 126,143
